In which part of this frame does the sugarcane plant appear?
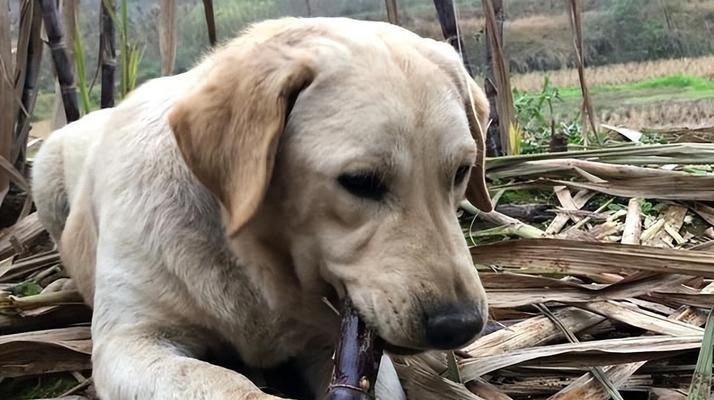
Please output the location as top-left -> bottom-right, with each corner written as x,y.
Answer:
12,0 -> 44,173
100,0 -> 117,108
38,0 -> 80,123
101,0 -> 142,98
202,0 -> 217,46
73,21 -> 91,115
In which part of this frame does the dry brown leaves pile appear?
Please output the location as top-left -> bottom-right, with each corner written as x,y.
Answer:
394,140 -> 714,400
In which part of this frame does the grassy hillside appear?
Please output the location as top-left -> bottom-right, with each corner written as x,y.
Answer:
399,0 -> 714,73
9,0 -> 714,129
10,0 -> 714,88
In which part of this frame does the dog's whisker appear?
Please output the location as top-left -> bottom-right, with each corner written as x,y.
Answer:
322,296 -> 341,316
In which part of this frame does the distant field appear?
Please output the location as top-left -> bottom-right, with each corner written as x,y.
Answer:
596,98 -> 714,129
512,56 -> 714,92
558,75 -> 714,105
512,57 -> 714,129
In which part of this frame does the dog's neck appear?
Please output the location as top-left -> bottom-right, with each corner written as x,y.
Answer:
216,219 -> 339,369
228,213 -> 338,320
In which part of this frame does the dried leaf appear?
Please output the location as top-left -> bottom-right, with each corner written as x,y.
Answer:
0,213 -> 47,261
547,176 -> 714,201
487,143 -> 714,172
473,239 -> 714,278
0,326 -> 91,377
394,354 -> 485,400
621,198 -> 642,245
465,307 -> 606,357
602,124 -> 642,143
460,335 -> 702,380
582,301 -> 703,336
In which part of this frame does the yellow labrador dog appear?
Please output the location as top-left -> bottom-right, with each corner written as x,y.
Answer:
32,17 -> 492,399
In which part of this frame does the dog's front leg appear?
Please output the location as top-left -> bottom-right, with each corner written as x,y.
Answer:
91,324 -> 289,400
91,328 -> 287,400
89,244 -> 290,400
294,347 -> 333,397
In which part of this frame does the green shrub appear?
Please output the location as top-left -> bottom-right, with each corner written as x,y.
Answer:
513,78 -> 584,153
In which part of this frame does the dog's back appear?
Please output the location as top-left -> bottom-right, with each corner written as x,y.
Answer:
32,109 -> 112,242
32,69 -> 211,306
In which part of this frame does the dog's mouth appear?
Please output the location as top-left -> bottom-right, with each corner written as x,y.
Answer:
333,301 -> 422,356
330,288 -> 425,356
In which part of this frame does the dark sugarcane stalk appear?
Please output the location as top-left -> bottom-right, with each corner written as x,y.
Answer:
566,0 -> 599,146
433,0 -> 474,76
385,0 -> 399,25
100,0 -> 117,108
38,0 -> 79,123
482,0 -> 506,156
202,0 -> 217,47
14,0 -> 33,93
0,0 -> 12,204
482,0 -> 514,156
325,299 -> 383,400
10,0 -> 33,170
159,0 -> 177,76
12,0 -> 43,171
433,0 -> 506,156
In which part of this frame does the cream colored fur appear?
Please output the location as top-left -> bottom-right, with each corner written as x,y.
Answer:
32,17 -> 492,400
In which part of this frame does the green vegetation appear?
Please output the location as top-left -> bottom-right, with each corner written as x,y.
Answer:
9,281 -> 42,297
100,0 -> 143,98
557,75 -> 714,98
689,308 -> 714,399
498,189 -> 554,205
0,374 -> 77,400
513,78 -> 584,154
73,23 -> 92,115
557,74 -> 714,119
118,0 -> 142,97
633,75 -> 714,91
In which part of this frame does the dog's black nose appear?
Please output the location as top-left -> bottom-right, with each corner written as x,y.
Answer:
424,304 -> 483,349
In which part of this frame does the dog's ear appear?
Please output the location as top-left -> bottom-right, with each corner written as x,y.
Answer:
421,42 -> 493,212
463,78 -> 493,213
169,43 -> 315,235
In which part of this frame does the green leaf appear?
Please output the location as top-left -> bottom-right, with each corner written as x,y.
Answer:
73,22 -> 91,115
689,308 -> 714,400
11,281 -> 43,297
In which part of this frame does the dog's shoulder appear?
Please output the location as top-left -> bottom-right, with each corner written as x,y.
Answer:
81,70 -> 227,254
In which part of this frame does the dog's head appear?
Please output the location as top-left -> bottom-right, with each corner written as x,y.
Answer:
169,18 -> 492,353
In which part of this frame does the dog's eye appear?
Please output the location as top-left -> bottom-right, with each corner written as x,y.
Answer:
454,165 -> 471,186
338,172 -> 387,201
